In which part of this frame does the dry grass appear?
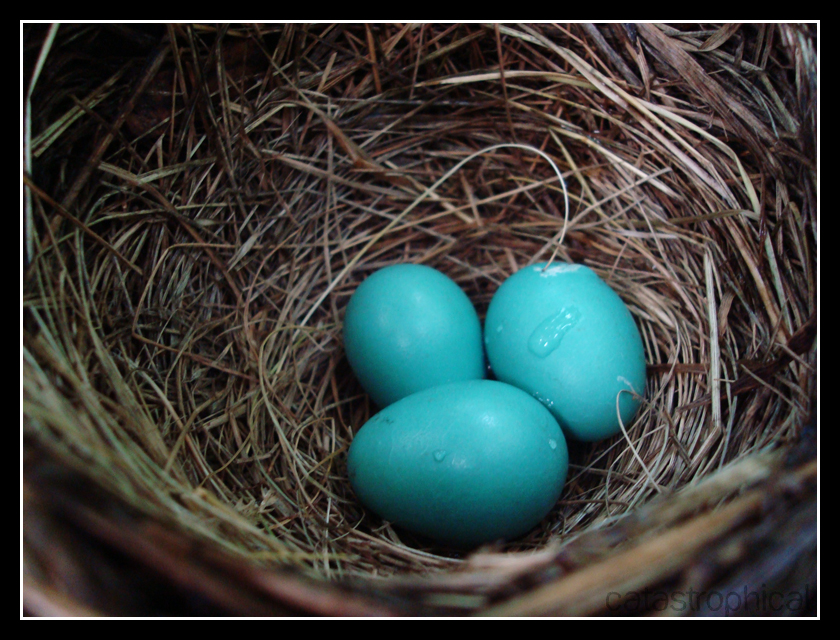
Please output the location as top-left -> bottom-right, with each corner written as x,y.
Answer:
23,23 -> 817,614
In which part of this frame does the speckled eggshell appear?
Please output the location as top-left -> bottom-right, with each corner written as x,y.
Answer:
484,262 -> 646,442
347,380 -> 569,548
343,264 -> 485,407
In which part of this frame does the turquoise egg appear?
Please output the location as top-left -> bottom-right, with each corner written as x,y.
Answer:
343,264 -> 485,407
347,380 -> 569,548
484,262 -> 646,442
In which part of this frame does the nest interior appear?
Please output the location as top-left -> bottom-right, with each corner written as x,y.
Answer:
23,23 -> 817,616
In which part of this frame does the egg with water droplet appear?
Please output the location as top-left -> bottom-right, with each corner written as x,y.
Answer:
347,380 -> 569,548
484,262 -> 646,442
343,264 -> 485,407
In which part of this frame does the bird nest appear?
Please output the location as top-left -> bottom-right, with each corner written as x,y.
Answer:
23,23 -> 817,616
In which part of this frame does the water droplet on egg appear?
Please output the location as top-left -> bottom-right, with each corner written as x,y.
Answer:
532,390 -> 555,409
617,375 -> 637,394
527,306 -> 582,357
535,263 -> 582,277
433,450 -> 447,462
548,439 -> 557,450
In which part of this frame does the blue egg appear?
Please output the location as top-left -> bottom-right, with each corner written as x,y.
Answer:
347,380 -> 569,548
343,264 -> 485,407
484,262 -> 646,442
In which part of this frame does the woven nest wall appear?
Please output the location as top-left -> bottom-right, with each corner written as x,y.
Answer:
23,23 -> 817,617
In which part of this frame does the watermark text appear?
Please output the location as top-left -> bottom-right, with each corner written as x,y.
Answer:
605,584 -> 813,616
